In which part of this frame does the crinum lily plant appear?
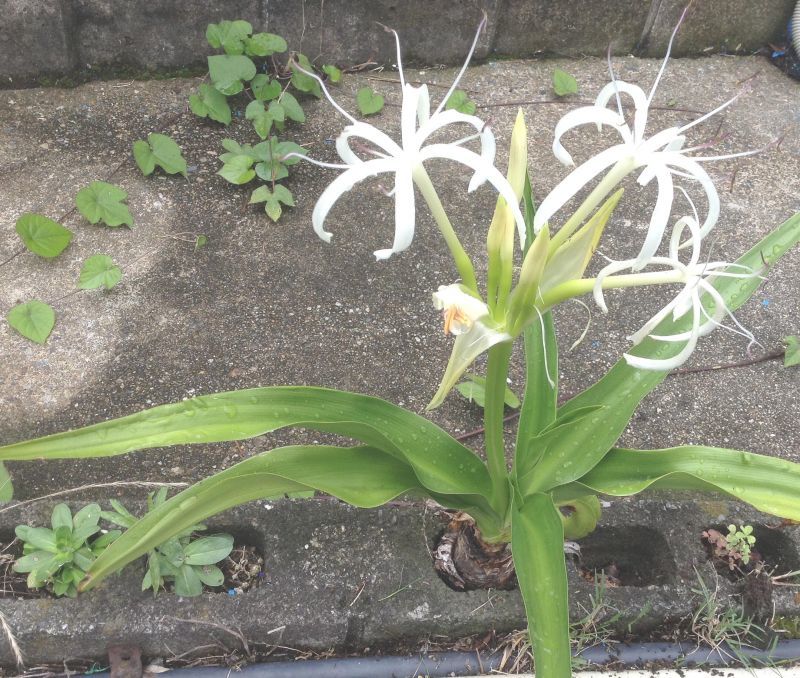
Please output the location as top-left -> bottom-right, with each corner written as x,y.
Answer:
2,20 -> 800,678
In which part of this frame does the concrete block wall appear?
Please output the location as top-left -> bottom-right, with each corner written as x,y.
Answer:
0,0 -> 795,86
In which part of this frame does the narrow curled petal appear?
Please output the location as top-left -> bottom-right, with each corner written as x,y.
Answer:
533,145 -> 627,233
624,303 -> 702,370
593,80 -> 649,143
661,153 -> 720,243
312,158 -> 399,243
419,143 -> 527,248
416,84 -> 431,130
552,106 -> 630,166
401,84 -> 423,150
336,122 -> 404,165
632,164 -> 674,268
374,165 -> 416,260
415,108 -> 497,192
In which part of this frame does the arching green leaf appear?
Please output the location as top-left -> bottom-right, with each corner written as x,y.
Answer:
83,444 -> 423,590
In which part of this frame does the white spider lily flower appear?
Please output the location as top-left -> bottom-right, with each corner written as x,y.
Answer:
428,284 -> 511,410
592,216 -> 762,371
291,19 -> 526,261
534,13 -> 764,271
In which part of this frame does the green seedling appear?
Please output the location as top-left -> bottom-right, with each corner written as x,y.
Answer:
101,489 -> 233,597
13,503 -> 120,597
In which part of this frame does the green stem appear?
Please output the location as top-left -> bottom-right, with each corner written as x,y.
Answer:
484,342 -> 513,518
548,157 -> 635,253
539,269 -> 684,309
413,166 -> 478,292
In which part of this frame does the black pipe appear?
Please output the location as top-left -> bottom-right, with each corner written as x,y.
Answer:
577,640 -> 800,667
132,651 -> 505,677
91,641 -> 800,677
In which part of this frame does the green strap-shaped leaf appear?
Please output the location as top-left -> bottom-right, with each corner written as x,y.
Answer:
574,446 -> 800,521
511,492 -> 571,678
0,386 -> 492,502
0,462 -> 13,503
514,310 -> 558,474
531,211 -> 800,493
83,444 -> 421,590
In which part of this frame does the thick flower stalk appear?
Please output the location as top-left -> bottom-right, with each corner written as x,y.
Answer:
534,9 -> 765,270
290,18 -> 525,291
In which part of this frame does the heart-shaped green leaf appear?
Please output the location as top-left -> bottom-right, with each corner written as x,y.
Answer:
189,84 -> 231,125
217,155 -> 256,184
7,300 -> 55,344
290,53 -> 322,98
133,133 -> 187,177
445,89 -> 476,115
250,184 -> 294,222
244,32 -> 287,57
251,74 -> 282,101
15,213 -> 73,258
208,55 -> 256,96
552,68 -> 578,96
206,20 -> 252,55
356,86 -> 384,115
245,100 -> 274,139
322,64 -> 342,83
75,181 -> 133,228
268,101 -> 285,122
78,254 -> 122,290
280,92 -> 305,122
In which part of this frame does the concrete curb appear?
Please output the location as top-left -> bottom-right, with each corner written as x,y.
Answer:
1,0 -> 795,86
0,495 -> 798,665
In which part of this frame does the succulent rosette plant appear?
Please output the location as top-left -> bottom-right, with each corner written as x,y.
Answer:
1,17 -> 799,678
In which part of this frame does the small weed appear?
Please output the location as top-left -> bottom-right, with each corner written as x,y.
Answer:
689,566 -> 772,667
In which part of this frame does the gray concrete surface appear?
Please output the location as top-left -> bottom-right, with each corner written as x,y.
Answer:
1,0 -> 796,85
0,55 -> 798,499
0,496 -> 797,664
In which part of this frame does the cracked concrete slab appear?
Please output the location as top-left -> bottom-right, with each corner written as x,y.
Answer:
0,55 -> 798,503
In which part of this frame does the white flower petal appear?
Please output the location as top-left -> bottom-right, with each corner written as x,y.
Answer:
533,145 -> 627,233
336,122 -> 403,165
594,80 -> 649,142
415,108 -> 497,192
624,303 -> 702,370
663,154 -> 720,243
553,106 -> 630,166
416,84 -> 431,129
633,164 -> 674,269
401,84 -> 422,150
312,158 -> 399,243
374,164 -> 416,260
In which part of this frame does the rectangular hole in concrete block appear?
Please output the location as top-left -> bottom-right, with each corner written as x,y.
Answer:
578,526 -> 677,587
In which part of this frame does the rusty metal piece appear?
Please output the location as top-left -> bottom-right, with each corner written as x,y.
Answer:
108,644 -> 142,678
